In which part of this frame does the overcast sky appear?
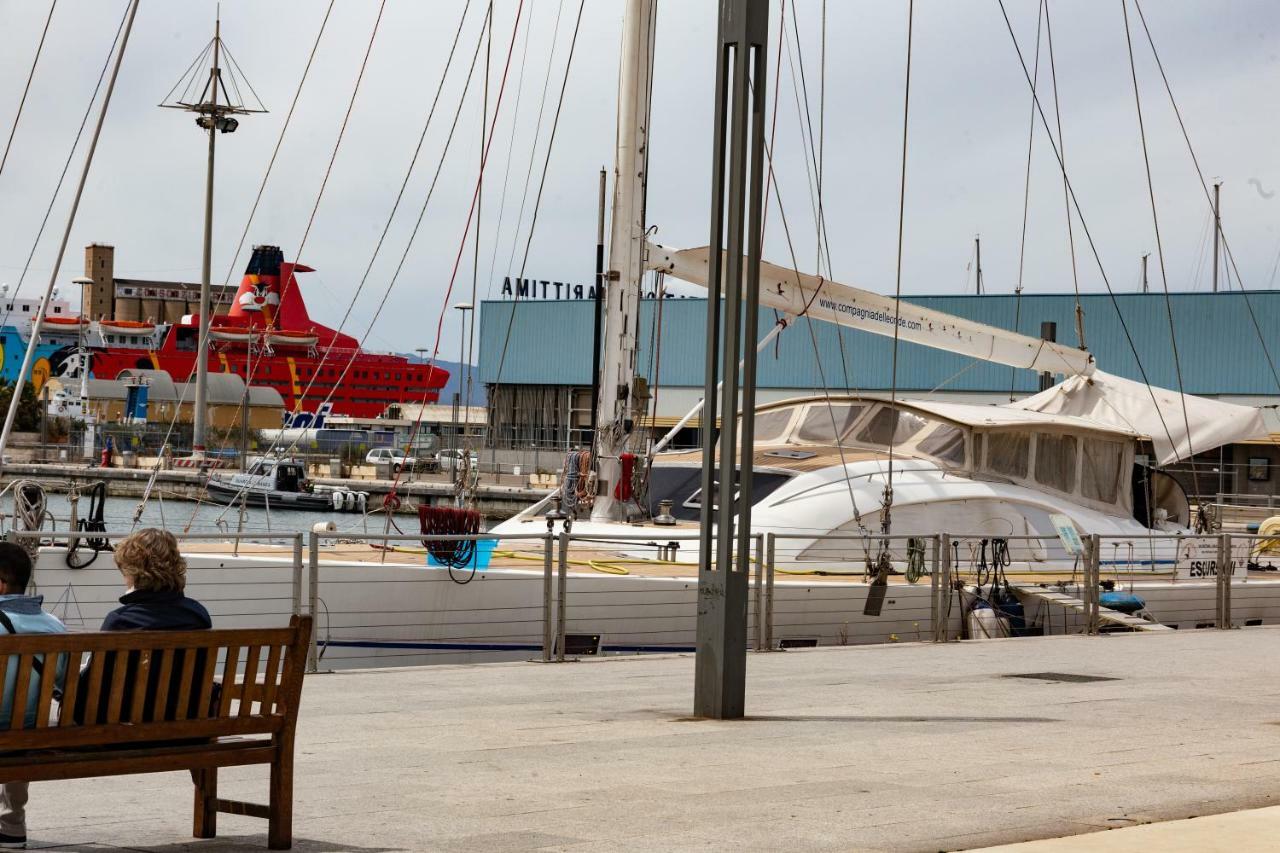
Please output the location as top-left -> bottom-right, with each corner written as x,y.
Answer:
1,0 -> 1278,362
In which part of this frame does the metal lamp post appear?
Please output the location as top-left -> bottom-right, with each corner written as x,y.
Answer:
453,303 -> 472,456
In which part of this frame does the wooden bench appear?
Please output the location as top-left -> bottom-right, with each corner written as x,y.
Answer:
0,615 -> 312,849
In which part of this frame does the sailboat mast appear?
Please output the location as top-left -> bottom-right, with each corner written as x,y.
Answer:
592,0 -> 655,522
1212,181 -> 1221,294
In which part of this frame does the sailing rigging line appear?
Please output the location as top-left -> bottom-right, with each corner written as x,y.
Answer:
0,0 -> 128,338
1120,0 -> 1206,521
209,0 -> 336,316
783,1 -> 854,399
273,0 -> 387,318
1132,0 -> 1280,396
498,0 -> 568,301
1042,2 -> 1085,351
883,0 -> 915,537
1009,0 -> 1044,402
463,2 -> 494,463
205,1 -> 495,526
482,0 -> 538,300
0,0 -> 140,466
484,2 -> 593,467
759,132 -> 872,555
383,0 -> 538,503
994,0 -> 1183,466
0,0 -> 57,183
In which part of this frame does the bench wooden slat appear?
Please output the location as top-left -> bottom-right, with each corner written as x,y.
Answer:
58,653 -> 82,728
0,625 -> 297,654
9,653 -> 33,731
261,644 -> 282,714
0,738 -> 280,784
151,649 -> 175,722
239,645 -> 262,718
212,645 -> 237,718
0,714 -> 284,751
127,650 -> 152,724
34,652 -> 57,728
104,651 -> 129,724
174,648 -> 198,722
83,650 -> 106,725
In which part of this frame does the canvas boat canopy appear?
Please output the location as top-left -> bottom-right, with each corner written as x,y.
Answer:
1011,369 -> 1269,466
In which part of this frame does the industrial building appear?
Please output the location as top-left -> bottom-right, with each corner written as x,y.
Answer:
81,243 -> 237,322
49,368 -> 283,429
478,291 -> 1280,496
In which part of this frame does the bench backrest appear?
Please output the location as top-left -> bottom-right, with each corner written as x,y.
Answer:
0,615 -> 311,751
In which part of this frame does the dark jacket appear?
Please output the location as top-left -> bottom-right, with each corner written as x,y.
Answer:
75,589 -> 212,724
101,589 -> 212,632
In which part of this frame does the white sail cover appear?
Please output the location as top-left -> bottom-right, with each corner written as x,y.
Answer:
1011,369 -> 1269,465
648,243 -> 1096,377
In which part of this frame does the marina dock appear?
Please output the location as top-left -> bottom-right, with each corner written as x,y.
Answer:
42,627 -> 1280,851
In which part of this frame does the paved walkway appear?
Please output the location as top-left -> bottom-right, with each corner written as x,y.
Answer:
30,628 -> 1280,851
975,805 -> 1280,851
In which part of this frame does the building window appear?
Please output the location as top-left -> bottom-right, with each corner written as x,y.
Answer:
53,306 -> 62,314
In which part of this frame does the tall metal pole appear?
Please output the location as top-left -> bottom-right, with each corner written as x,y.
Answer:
0,0 -> 141,470
193,16 -> 221,455
695,0 -> 769,720
588,168 -> 607,445
1141,252 -> 1149,293
1211,181 -> 1221,294
591,0 -> 654,522
974,235 -> 983,295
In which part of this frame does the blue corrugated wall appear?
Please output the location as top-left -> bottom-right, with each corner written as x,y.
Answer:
479,291 -> 1280,395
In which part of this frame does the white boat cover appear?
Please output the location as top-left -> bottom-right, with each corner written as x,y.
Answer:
1010,369 -> 1269,465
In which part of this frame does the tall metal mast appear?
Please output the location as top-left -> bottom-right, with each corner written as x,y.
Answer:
591,0 -> 655,522
161,12 -> 264,456
1212,181 -> 1222,294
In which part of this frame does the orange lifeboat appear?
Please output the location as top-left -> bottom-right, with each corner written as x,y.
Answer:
43,315 -> 88,326
99,319 -> 156,336
266,329 -> 319,347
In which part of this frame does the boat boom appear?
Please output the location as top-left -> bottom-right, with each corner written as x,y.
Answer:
647,242 -> 1096,377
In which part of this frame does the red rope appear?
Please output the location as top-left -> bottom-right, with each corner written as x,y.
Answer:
614,452 -> 636,501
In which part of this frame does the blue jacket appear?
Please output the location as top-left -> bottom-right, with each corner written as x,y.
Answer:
0,594 -> 67,729
102,589 -> 212,632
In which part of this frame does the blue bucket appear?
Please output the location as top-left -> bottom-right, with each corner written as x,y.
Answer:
427,538 -> 496,571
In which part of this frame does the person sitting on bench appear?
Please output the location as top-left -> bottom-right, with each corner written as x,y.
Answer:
0,542 -> 68,849
75,529 -> 213,725
102,528 -> 211,631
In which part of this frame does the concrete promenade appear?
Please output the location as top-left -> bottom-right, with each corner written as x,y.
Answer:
33,628 -> 1280,851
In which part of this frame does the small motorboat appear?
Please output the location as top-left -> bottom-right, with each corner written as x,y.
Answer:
206,456 -> 368,512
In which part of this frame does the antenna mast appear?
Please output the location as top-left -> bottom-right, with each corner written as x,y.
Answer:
160,10 -> 265,456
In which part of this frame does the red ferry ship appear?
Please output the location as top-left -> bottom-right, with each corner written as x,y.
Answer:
83,245 -> 448,418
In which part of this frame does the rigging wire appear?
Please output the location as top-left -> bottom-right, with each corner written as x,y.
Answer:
1042,2 -> 1086,350
206,0 -> 495,526
463,2 -> 495,464
0,0 -> 128,337
483,1 -> 591,470
277,0 -> 388,315
994,0 -> 1183,465
482,0 -> 538,299
1009,0 -> 1045,402
209,1 -> 337,316
1131,0 -> 1280,396
385,0 -> 539,503
0,0 -> 58,182
884,0 -> 916,536
1120,0 -> 1206,523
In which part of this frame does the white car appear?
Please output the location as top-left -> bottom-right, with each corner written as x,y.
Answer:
365,448 -> 416,473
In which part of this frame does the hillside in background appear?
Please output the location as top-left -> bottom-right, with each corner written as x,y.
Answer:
400,356 -> 486,407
